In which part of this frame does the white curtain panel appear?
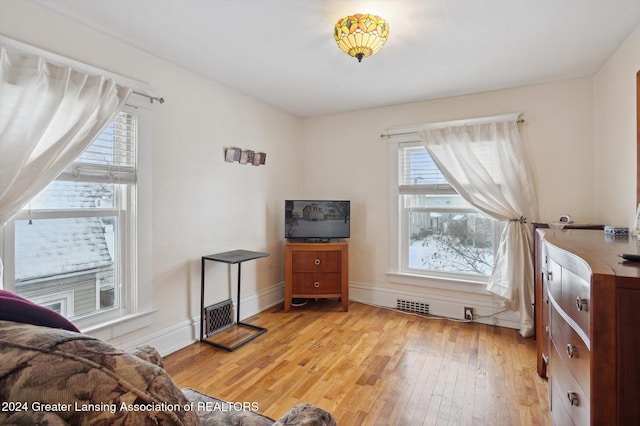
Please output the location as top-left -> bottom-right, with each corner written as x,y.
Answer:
0,45 -> 131,282
419,114 -> 538,337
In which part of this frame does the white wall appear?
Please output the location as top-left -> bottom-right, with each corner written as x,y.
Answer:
0,1 -> 303,354
594,25 -> 640,227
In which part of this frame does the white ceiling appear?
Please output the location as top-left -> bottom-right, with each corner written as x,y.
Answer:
34,0 -> 640,118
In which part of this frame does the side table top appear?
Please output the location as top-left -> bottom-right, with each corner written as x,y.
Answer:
203,249 -> 269,264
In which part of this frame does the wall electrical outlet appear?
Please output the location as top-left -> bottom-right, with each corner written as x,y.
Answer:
464,307 -> 473,321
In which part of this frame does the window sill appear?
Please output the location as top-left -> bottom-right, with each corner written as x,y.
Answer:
386,271 -> 491,295
80,309 -> 156,342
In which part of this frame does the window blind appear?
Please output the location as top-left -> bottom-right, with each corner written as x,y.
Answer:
59,111 -> 137,184
399,140 -> 503,193
398,144 -> 455,195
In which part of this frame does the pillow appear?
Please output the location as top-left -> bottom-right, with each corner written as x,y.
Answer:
0,290 -> 79,332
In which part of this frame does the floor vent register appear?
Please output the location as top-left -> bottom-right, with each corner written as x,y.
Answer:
204,299 -> 234,336
396,299 -> 430,315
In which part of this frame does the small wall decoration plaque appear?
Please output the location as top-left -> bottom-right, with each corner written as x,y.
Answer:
224,147 -> 241,162
225,147 -> 267,166
245,150 -> 255,164
253,152 -> 263,166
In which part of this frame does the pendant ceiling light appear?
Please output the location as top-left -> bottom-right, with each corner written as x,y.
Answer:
334,13 -> 390,62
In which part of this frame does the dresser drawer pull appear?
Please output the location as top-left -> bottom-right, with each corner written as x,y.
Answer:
567,392 -> 579,406
314,281 -> 320,288
566,344 -> 577,358
575,297 -> 588,312
314,259 -> 321,265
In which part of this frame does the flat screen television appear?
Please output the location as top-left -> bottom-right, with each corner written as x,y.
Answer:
285,200 -> 350,241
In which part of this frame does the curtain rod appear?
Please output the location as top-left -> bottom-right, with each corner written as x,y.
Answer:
132,90 -> 165,104
380,115 -> 525,140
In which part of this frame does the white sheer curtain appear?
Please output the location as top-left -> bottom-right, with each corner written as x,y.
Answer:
418,114 -> 538,337
0,44 -> 131,283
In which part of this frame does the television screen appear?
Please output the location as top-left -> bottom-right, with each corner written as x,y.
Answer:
285,200 -> 350,241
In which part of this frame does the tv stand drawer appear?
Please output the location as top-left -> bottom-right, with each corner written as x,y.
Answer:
292,273 -> 342,294
292,251 -> 340,272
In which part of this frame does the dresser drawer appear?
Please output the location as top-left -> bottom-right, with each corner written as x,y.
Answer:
546,257 -> 590,343
546,258 -> 562,307
550,304 -> 590,398
549,346 -> 590,426
292,273 -> 342,294
292,251 -> 341,272
541,265 -> 551,371
545,243 -> 591,339
560,268 -> 590,338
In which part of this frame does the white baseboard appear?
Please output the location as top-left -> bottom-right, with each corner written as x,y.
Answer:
120,316 -> 196,357
237,281 -> 285,321
349,281 -> 520,329
117,282 -> 286,357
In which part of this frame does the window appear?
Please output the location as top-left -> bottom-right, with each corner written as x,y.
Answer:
394,142 -> 500,281
1,103 -> 148,328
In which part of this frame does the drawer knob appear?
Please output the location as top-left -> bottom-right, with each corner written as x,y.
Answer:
567,392 -> 579,406
314,281 -> 320,288
566,344 -> 577,358
314,259 -> 321,265
575,297 -> 588,312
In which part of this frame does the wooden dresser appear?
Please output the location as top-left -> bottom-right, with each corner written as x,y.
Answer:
536,229 -> 640,425
284,241 -> 349,312
533,222 -> 604,378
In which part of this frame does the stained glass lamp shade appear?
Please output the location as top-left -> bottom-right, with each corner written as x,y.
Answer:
334,13 -> 390,62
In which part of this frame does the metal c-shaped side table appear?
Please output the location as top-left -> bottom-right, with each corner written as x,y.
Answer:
200,249 -> 269,351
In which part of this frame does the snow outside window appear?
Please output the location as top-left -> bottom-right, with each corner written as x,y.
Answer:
397,142 -> 500,281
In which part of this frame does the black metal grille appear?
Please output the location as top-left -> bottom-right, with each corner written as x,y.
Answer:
396,299 -> 430,314
204,299 -> 234,336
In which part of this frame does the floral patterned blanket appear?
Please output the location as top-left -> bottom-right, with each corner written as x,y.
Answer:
0,320 -> 336,426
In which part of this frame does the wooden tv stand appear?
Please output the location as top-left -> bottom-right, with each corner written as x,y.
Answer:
284,240 -> 349,312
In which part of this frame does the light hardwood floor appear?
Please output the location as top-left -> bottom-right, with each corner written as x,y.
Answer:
163,300 -> 551,426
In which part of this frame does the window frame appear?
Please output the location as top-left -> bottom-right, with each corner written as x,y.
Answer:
31,290 -> 75,317
11,207 -> 127,319
388,140 -> 499,289
0,95 -> 154,335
